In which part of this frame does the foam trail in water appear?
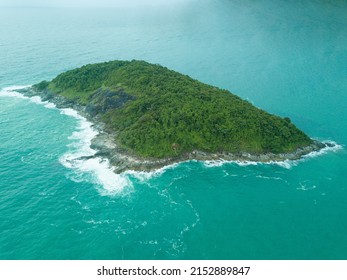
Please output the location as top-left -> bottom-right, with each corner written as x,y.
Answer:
1,86 -> 132,195
202,141 -> 343,169
274,140 -> 343,169
203,160 -> 226,167
303,140 -> 342,158
203,159 -> 259,168
297,181 -> 317,191
127,140 -> 343,179
0,85 -> 31,98
0,85 -> 56,108
58,109 -> 133,196
125,162 -> 180,182
1,86 -> 343,184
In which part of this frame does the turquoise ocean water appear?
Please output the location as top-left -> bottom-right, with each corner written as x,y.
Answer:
0,1 -> 347,259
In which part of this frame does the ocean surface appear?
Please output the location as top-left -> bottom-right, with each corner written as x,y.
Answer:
1,0 -> 347,259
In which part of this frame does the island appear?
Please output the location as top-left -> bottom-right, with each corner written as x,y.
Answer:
29,60 -> 326,172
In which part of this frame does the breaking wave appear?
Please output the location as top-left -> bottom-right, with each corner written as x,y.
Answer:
202,141 -> 342,169
1,86 -> 343,190
0,86 -> 132,196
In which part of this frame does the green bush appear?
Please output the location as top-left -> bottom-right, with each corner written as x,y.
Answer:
35,60 -> 313,158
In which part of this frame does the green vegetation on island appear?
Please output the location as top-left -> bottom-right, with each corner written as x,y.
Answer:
34,60 -> 313,158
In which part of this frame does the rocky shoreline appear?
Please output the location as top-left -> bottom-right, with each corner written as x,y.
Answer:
22,87 -> 332,173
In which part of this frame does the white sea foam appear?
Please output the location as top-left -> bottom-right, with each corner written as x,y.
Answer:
0,85 -> 57,109
1,86 -> 344,186
297,181 -> 317,191
1,86 -> 132,195
256,175 -> 283,181
60,108 -> 84,119
44,102 -> 56,109
0,85 -> 31,99
1,85 -> 31,92
271,140 -> 343,169
203,159 -> 259,168
58,109 -> 132,196
203,160 -> 226,167
0,90 -> 28,99
202,141 -> 343,170
270,160 -> 295,169
125,162 -> 180,182
235,160 -> 259,166
127,140 -> 343,178
303,140 -> 342,158
29,95 -> 44,104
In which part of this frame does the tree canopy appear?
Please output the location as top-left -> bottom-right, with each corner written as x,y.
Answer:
34,60 -> 312,158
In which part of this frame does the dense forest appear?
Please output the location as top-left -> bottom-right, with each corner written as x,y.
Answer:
34,60 -> 313,158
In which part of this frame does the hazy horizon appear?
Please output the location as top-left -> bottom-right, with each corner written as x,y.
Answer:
0,0 -> 189,7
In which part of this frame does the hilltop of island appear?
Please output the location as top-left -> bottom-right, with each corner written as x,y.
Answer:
31,60 -> 325,172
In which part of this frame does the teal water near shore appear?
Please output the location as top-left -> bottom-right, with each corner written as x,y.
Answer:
1,1 -> 347,259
